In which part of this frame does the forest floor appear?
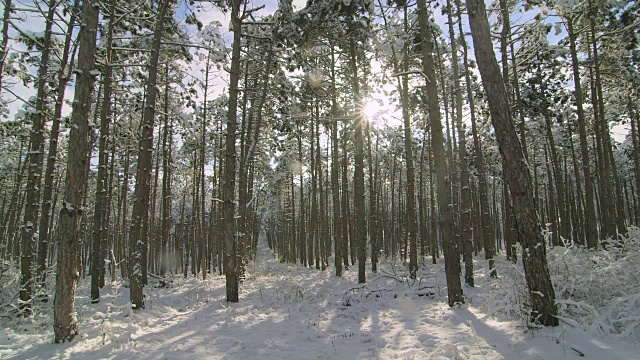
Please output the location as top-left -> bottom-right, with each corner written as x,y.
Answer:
2,237 -> 640,359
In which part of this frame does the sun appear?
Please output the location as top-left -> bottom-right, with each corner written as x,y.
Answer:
361,94 -> 401,128
363,99 -> 384,121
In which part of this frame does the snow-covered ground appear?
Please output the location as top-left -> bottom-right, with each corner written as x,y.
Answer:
2,237 -> 640,359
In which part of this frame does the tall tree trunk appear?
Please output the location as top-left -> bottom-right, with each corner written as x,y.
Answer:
398,2 -> 418,278
377,2 -> 402,263
54,0 -> 100,341
310,101 -> 318,269
567,124 -> 583,244
417,0 -> 462,305
37,0 -> 79,288
418,131 -> 427,261
456,0 -> 494,273
544,146 -> 558,245
191,152 -> 200,277
119,150 -> 130,279
500,0 -> 528,161
348,38 -> 367,284
447,0 -> 473,286
589,20 -> 626,236
81,139 -> 94,279
237,58 -> 252,268
466,0 -> 558,326
2,185 -> 17,255
199,53 -> 210,281
317,103 -> 326,270
113,155 -> 121,278
503,176 -> 517,262
106,144 -> 116,282
428,134 -> 438,263
20,0 -> 58,315
367,122 -> 377,272
330,45 -> 343,277
178,193 -> 186,275
149,130 -> 163,276
499,0 -> 519,261
567,17 -> 598,248
630,98 -> 640,225
341,129 -> 350,267
241,47 -> 273,262
160,65 -> 172,276
289,173 -> 296,263
588,25 -> 615,240
1,141 -> 26,259
129,0 -> 171,309
10,179 -> 27,259
297,129 -> 307,266
91,0 -> 115,303
539,78 -> 570,243
223,0 -> 242,302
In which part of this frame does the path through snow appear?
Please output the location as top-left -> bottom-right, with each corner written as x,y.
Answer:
2,238 -> 639,359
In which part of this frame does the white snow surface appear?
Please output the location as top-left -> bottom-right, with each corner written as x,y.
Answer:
2,238 -> 640,359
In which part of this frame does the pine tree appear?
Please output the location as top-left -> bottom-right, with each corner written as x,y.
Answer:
466,0 -> 558,326
54,0 -> 101,342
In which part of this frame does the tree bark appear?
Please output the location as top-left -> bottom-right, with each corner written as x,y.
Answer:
1,141 -> 25,260
566,17 -> 598,248
37,0 -> 79,288
129,0 -> 171,309
160,65 -> 172,276
456,0 -> 494,272
399,2 -> 418,278
91,0 -> 116,303
500,0 -> 528,161
348,39 -> 367,284
417,0 -> 462,305
448,0 -> 473,286
119,150 -> 130,279
297,128 -> 306,266
54,0 -> 100,341
310,101 -> 318,269
630,98 -> 640,225
341,130 -> 350,267
200,53 -> 210,280
466,0 -> 558,326
330,44 -> 343,277
539,79 -> 570,243
589,20 -> 626,237
20,0 -> 58,314
223,0 -> 242,302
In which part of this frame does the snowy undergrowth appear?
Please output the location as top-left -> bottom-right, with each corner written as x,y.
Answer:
477,255 -> 532,326
0,259 -> 55,336
483,226 -> 640,343
0,259 -> 19,316
550,226 -> 640,341
2,236 -> 640,359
